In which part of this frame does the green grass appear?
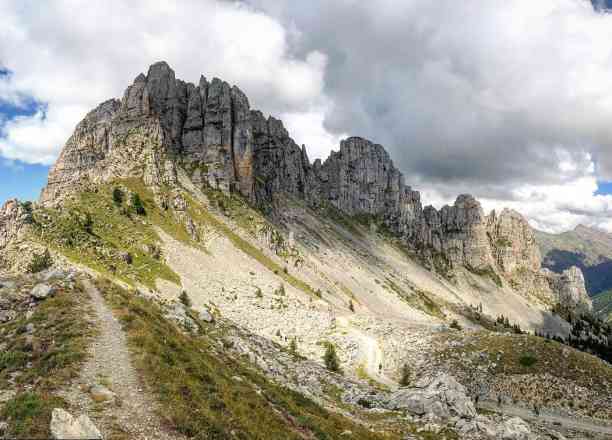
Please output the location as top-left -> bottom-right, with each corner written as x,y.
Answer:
0,281 -> 93,438
31,180 -> 182,288
384,277 -> 445,319
96,278 -> 398,440
466,265 -> 503,288
438,331 -> 612,389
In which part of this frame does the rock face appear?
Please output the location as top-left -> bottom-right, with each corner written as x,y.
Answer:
0,199 -> 31,249
39,61 -> 588,308
545,266 -> 592,311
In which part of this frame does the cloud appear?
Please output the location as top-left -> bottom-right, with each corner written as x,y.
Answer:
0,0 -> 328,164
4,0 -> 612,233
248,0 -> 612,231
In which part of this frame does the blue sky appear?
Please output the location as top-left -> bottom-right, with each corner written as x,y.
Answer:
0,68 -> 50,202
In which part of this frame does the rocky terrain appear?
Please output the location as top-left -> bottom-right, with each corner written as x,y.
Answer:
1,61 -> 611,439
536,225 -> 612,320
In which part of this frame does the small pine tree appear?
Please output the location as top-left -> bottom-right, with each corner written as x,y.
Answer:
289,337 -> 298,355
255,287 -> 263,299
450,319 -> 462,330
323,342 -> 341,373
113,187 -> 124,206
349,300 -> 355,313
83,212 -> 94,234
131,193 -> 146,215
28,248 -> 53,273
399,363 -> 411,386
315,289 -> 322,298
179,290 -> 192,308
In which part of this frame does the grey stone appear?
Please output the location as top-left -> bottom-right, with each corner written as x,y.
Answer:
50,408 -> 102,440
198,307 -> 214,323
30,283 -> 55,300
496,417 -> 533,440
384,373 -> 476,421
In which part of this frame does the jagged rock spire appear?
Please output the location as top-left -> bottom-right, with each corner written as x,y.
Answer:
39,61 -> 590,309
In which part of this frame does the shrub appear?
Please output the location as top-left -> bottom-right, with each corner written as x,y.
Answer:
399,363 -> 411,387
519,354 -> 537,367
289,338 -> 298,356
27,249 -> 52,274
255,287 -> 263,299
348,300 -> 355,313
179,291 -> 192,308
112,187 -> 124,206
315,289 -> 322,299
450,319 -> 462,331
131,193 -> 146,215
323,342 -> 341,373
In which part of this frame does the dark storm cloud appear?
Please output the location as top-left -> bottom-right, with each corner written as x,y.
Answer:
251,0 -> 612,196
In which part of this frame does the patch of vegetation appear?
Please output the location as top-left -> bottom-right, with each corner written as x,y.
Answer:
323,342 -> 341,373
96,278 -> 392,439
179,290 -> 192,308
26,248 -> 53,274
0,281 -> 93,438
399,363 -> 411,387
518,354 -> 538,367
467,265 -> 503,288
450,320 -> 462,331
384,278 -> 445,319
184,192 -> 320,298
31,180 -> 182,288
495,237 -> 512,248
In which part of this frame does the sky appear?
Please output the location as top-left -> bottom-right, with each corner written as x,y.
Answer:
2,1 -> 612,233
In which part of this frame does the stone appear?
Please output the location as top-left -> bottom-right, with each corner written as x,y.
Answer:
198,307 -> 214,323
89,384 -> 116,403
30,283 -> 55,300
50,408 -> 102,440
0,421 -> 8,436
0,310 -> 16,323
496,417 -> 533,440
0,199 -> 31,250
384,373 -> 476,421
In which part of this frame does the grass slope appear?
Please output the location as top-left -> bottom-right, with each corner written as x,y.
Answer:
32,180 -> 184,289
0,281 -> 93,438
96,278 -> 397,440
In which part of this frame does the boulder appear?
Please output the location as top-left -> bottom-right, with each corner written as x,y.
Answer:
384,373 -> 476,421
89,384 -> 116,403
50,408 -> 102,440
30,283 -> 55,300
497,417 -> 532,440
198,307 -> 214,323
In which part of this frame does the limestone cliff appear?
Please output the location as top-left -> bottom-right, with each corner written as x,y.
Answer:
38,61 -> 588,311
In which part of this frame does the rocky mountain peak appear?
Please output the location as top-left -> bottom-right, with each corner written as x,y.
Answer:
37,61 -> 588,311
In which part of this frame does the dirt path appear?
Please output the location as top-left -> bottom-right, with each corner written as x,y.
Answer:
478,401 -> 612,437
60,278 -> 185,440
336,316 -> 397,389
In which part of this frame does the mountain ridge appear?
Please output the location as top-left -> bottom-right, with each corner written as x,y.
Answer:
35,60 -> 591,313
1,61 -> 611,440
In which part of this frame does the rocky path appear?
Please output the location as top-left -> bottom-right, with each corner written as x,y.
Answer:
336,316 -> 397,389
60,278 -> 186,440
478,401 -> 612,437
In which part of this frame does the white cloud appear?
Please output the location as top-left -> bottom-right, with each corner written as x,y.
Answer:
0,0 -> 331,165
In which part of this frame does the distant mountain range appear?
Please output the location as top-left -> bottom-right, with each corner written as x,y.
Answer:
536,224 -> 612,320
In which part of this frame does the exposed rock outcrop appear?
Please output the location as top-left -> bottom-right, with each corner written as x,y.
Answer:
38,61 -> 588,311
545,266 -> 592,312
0,199 -> 31,249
